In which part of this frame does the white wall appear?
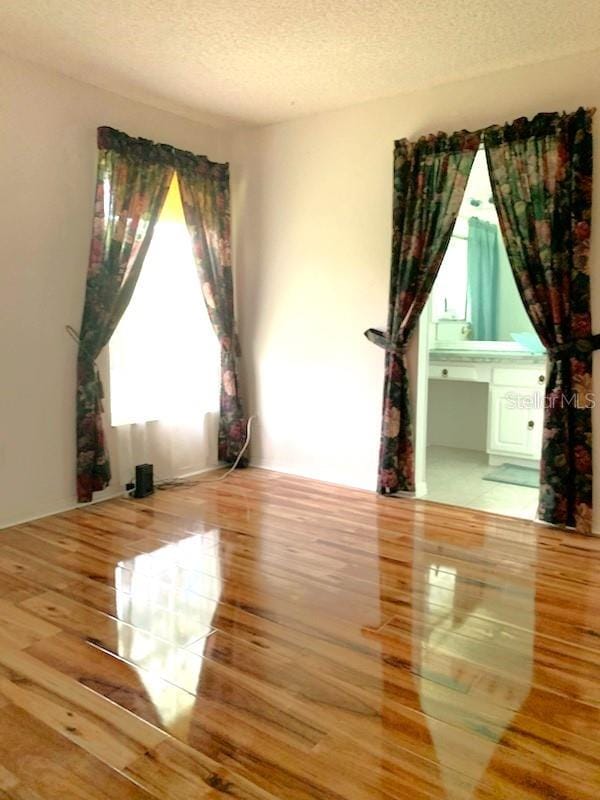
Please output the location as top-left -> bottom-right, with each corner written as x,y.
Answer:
0,51 -> 232,527
231,49 -> 600,530
4,46 -> 600,532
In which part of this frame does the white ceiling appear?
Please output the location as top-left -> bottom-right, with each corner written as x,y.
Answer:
1,1 -> 600,127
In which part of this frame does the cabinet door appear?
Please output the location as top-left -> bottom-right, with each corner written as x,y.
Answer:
487,386 -> 543,459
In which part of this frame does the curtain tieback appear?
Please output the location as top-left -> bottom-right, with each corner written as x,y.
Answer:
364,328 -> 409,354
547,334 -> 600,360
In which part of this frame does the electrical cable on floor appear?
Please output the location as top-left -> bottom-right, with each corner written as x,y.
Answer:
66,323 -> 255,495
153,415 -> 257,490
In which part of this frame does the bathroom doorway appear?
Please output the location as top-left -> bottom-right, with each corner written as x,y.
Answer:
414,148 -> 547,520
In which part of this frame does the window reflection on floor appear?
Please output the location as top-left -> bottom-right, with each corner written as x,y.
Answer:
114,532 -> 221,728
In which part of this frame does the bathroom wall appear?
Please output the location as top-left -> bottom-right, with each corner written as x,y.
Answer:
426,382 -> 489,451
495,246 -> 538,341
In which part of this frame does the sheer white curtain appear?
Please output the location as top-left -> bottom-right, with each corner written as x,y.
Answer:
109,199 -> 220,486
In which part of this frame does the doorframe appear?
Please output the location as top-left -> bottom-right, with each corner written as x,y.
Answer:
413,298 -> 431,498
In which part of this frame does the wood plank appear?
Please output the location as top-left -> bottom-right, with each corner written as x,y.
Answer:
21,591 -> 214,652
0,703 -> 155,798
26,632 -> 328,754
0,468 -> 599,798
0,644 -> 166,754
124,739 -> 280,800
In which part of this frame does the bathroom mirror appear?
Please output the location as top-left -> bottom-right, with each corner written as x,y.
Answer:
430,149 -> 543,353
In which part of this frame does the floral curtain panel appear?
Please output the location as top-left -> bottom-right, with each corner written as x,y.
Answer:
365,131 -> 480,494
76,127 -> 246,502
484,108 -> 596,533
178,164 -> 246,463
76,128 -> 173,502
369,108 -> 596,535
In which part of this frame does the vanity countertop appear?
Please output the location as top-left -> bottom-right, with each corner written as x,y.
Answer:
429,349 -> 547,365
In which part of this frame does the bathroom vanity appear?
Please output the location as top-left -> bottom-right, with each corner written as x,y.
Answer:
423,163 -> 548,470
429,349 -> 547,465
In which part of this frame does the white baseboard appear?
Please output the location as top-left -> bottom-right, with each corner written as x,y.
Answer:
0,489 -> 126,531
0,463 -> 224,531
251,460 -> 376,493
158,463 -> 221,482
5,461 -> 598,538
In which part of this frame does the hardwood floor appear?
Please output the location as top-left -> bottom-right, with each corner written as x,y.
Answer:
0,468 -> 599,799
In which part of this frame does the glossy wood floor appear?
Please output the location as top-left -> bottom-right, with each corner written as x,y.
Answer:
0,469 -> 600,799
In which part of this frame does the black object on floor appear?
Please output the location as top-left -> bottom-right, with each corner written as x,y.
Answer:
134,463 -> 154,497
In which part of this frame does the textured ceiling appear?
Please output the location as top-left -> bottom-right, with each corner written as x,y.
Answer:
1,1 -> 600,127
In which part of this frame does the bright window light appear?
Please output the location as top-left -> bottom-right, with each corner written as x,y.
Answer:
431,236 -> 468,321
109,175 -> 220,427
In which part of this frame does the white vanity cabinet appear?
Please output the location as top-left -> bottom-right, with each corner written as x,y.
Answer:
487,367 -> 545,462
487,385 -> 544,460
429,356 -> 547,466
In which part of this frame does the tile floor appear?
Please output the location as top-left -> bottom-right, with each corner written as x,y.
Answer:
421,445 -> 539,520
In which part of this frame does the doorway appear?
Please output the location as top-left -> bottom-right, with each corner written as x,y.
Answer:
414,148 -> 547,520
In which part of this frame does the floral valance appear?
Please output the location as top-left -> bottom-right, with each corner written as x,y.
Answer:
395,107 -> 594,155
97,126 -> 228,180
483,107 -> 593,146
395,129 -> 481,157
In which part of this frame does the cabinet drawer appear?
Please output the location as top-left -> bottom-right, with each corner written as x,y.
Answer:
429,365 -> 479,382
492,366 -> 547,388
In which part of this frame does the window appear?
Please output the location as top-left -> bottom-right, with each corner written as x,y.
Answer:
109,175 -> 220,427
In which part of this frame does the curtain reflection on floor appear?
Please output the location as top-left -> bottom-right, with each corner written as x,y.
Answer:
410,522 -> 535,799
373,506 -> 536,799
